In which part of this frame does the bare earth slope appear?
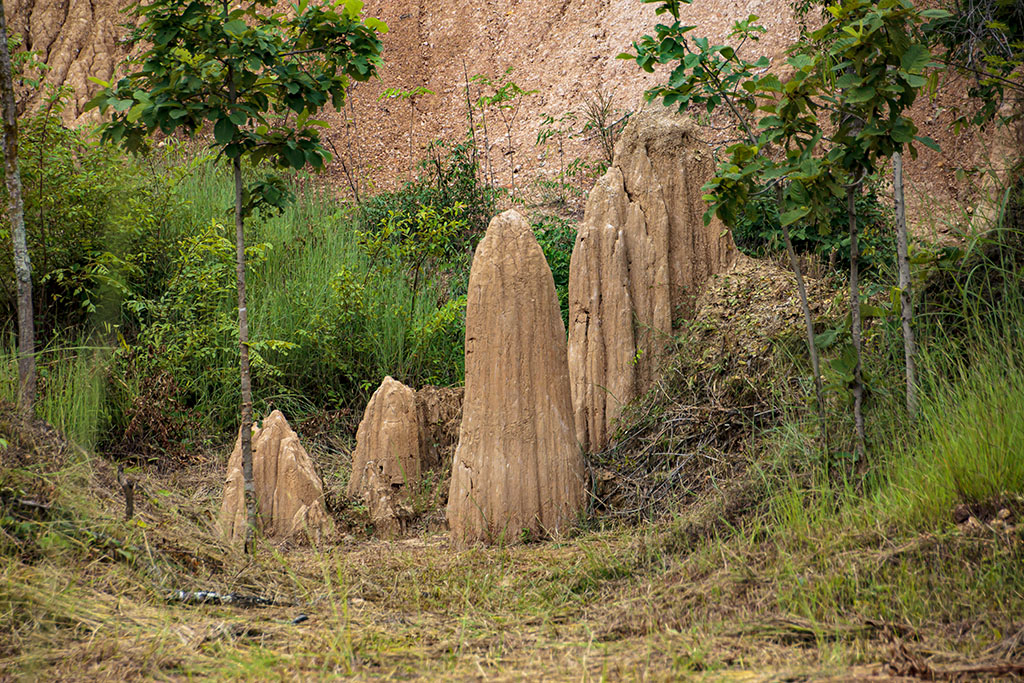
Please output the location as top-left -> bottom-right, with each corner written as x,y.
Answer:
8,0 -> 1009,234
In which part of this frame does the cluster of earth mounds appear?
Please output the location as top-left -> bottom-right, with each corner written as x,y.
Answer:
217,410 -> 332,545
347,377 -> 462,537
567,109 -> 737,453
446,210 -> 585,546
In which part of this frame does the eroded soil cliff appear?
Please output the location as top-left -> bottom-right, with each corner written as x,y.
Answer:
7,0 -> 1009,233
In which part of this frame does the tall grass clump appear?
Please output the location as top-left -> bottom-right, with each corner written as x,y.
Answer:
0,337 -> 106,450
752,181 -> 1024,539
873,215 -> 1024,527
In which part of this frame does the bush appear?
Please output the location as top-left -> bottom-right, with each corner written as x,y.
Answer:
359,139 -> 497,254
0,94 -> 170,334
532,214 -> 577,328
731,177 -> 895,277
100,151 -> 474,445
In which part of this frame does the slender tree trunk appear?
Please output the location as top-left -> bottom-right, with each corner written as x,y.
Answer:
505,119 -> 515,200
408,100 -> 415,181
847,186 -> 866,458
0,7 -> 36,416
233,155 -> 257,553
893,152 -> 918,419
479,105 -> 494,192
227,71 -> 255,552
344,98 -> 361,204
777,186 -> 828,451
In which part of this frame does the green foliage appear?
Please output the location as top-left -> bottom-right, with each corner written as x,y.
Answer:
114,221 -> 281,429
472,68 -> 537,198
535,110 -> 580,205
532,214 -> 577,328
924,0 -> 1024,130
0,92 -> 167,333
581,87 -> 630,170
0,338 -> 105,450
360,139 -> 497,251
621,0 -> 944,229
379,86 -> 434,103
88,0 -> 387,197
733,178 -> 895,275
93,154 -> 470,442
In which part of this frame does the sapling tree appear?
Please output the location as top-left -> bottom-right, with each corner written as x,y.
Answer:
536,110 -> 579,204
89,0 -> 386,551
800,0 -> 944,452
0,10 -> 36,416
379,85 -> 434,180
472,69 -> 537,201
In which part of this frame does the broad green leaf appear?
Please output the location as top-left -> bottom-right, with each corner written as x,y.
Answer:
284,146 -> 305,168
914,135 -> 940,152
223,19 -> 247,37
365,16 -> 388,33
780,206 -> 810,226
127,102 -> 148,123
859,304 -> 889,319
900,44 -> 931,72
214,118 -> 236,145
344,0 -> 364,17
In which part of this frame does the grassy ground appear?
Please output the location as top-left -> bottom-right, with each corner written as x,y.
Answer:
1,446 -> 1020,681
3,192 -> 1024,680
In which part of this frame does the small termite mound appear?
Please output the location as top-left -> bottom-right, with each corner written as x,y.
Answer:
217,410 -> 332,545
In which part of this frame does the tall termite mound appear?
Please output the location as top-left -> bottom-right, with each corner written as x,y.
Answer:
349,377 -> 430,498
447,210 -> 584,546
568,109 -> 738,453
217,410 -> 332,545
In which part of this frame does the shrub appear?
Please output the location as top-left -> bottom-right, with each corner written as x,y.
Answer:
731,177 -> 895,277
532,214 -> 577,328
0,95 -> 169,334
359,139 -> 497,253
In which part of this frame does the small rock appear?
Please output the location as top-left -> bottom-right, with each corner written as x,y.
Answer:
963,516 -> 984,533
953,503 -> 971,524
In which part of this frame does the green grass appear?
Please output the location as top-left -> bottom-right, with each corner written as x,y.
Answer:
154,154 -> 466,424
0,338 -> 106,451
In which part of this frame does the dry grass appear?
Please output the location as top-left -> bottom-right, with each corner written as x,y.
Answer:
3,425 -> 1021,682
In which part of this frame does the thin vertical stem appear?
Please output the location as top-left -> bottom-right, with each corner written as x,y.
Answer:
847,185 -> 866,458
777,185 -> 828,452
893,152 -> 918,419
234,153 -> 257,553
228,68 -> 257,553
